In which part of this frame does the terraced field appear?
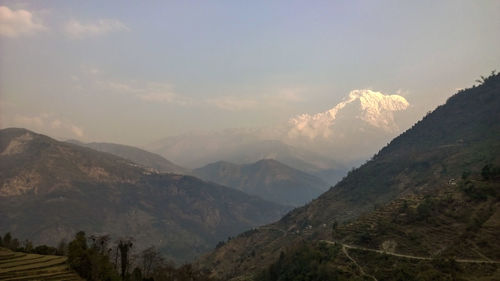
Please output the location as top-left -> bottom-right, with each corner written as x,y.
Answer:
0,247 -> 82,281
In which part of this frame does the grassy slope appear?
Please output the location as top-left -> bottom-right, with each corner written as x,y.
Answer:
0,248 -> 82,281
256,241 -> 499,281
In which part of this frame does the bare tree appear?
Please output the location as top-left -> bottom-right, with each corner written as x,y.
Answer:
117,238 -> 134,280
89,234 -> 111,255
141,246 -> 162,278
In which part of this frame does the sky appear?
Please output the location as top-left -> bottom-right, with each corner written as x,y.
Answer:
1,0 -> 499,146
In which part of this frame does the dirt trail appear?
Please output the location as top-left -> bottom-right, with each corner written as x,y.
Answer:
341,245 -> 378,281
321,240 -> 500,264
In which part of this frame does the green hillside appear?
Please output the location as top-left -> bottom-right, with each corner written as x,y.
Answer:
257,171 -> 500,281
0,247 -> 82,281
199,72 -> 500,280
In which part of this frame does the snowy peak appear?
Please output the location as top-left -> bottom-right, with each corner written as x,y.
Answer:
353,89 -> 409,131
287,89 -> 409,140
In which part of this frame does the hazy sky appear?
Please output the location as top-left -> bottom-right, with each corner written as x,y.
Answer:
1,0 -> 499,146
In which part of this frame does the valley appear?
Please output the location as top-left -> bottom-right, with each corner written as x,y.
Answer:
1,2 -> 499,279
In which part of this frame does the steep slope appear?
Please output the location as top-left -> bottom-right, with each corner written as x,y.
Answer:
199,73 -> 500,280
194,159 -> 328,206
67,140 -> 190,175
257,169 -> 500,281
0,128 -> 289,262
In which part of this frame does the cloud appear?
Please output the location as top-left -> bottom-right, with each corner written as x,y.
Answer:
138,92 -> 191,105
0,6 -> 46,37
287,89 -> 410,140
64,19 -> 129,39
206,96 -> 258,111
83,66 -> 102,75
207,87 -> 306,111
101,80 -> 193,106
104,81 -> 139,93
13,113 -> 84,138
272,88 -> 306,103
69,124 -> 84,137
99,77 -> 307,110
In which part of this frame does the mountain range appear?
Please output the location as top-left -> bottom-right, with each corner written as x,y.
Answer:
66,140 -> 190,175
146,89 -> 412,181
0,128 -> 289,262
66,140 -> 328,206
198,73 -> 500,280
193,159 -> 328,206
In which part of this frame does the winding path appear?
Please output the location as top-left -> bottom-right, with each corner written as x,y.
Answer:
321,240 -> 500,264
341,244 -> 378,281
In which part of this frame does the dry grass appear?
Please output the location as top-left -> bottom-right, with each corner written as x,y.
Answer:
0,247 -> 82,281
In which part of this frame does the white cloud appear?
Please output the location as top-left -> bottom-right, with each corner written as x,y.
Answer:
50,119 -> 62,129
64,19 -> 129,39
287,89 -> 410,140
101,80 -> 193,106
206,96 -> 258,111
207,87 -> 306,111
99,77 -> 307,111
0,6 -> 46,37
69,124 -> 84,138
104,81 -> 140,93
273,88 -> 306,103
12,113 -> 84,138
139,92 -> 190,105
15,114 -> 45,128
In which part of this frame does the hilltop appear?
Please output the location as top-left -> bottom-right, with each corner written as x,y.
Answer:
67,140 -> 190,175
194,159 -> 328,206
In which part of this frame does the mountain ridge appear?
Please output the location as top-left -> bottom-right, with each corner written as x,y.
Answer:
0,128 -> 289,262
198,73 -> 500,280
194,159 -> 328,206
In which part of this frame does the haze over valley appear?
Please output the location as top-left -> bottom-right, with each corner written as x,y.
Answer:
1,1 -> 499,280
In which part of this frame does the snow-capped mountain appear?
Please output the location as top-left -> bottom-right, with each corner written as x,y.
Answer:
283,89 -> 410,162
287,89 -> 409,140
148,89 -> 411,178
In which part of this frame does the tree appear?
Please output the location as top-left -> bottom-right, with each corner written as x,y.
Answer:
482,164 -> 492,180
141,246 -> 162,278
68,231 -> 92,279
10,238 -> 20,251
23,239 -> 33,252
3,232 -> 12,248
131,267 -> 142,281
68,231 -> 119,281
57,239 -> 67,256
90,234 -> 111,255
331,221 -> 338,240
117,239 -> 134,280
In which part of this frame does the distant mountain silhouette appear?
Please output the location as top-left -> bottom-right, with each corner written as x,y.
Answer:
149,135 -> 347,185
67,140 -> 190,175
194,159 -> 328,206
